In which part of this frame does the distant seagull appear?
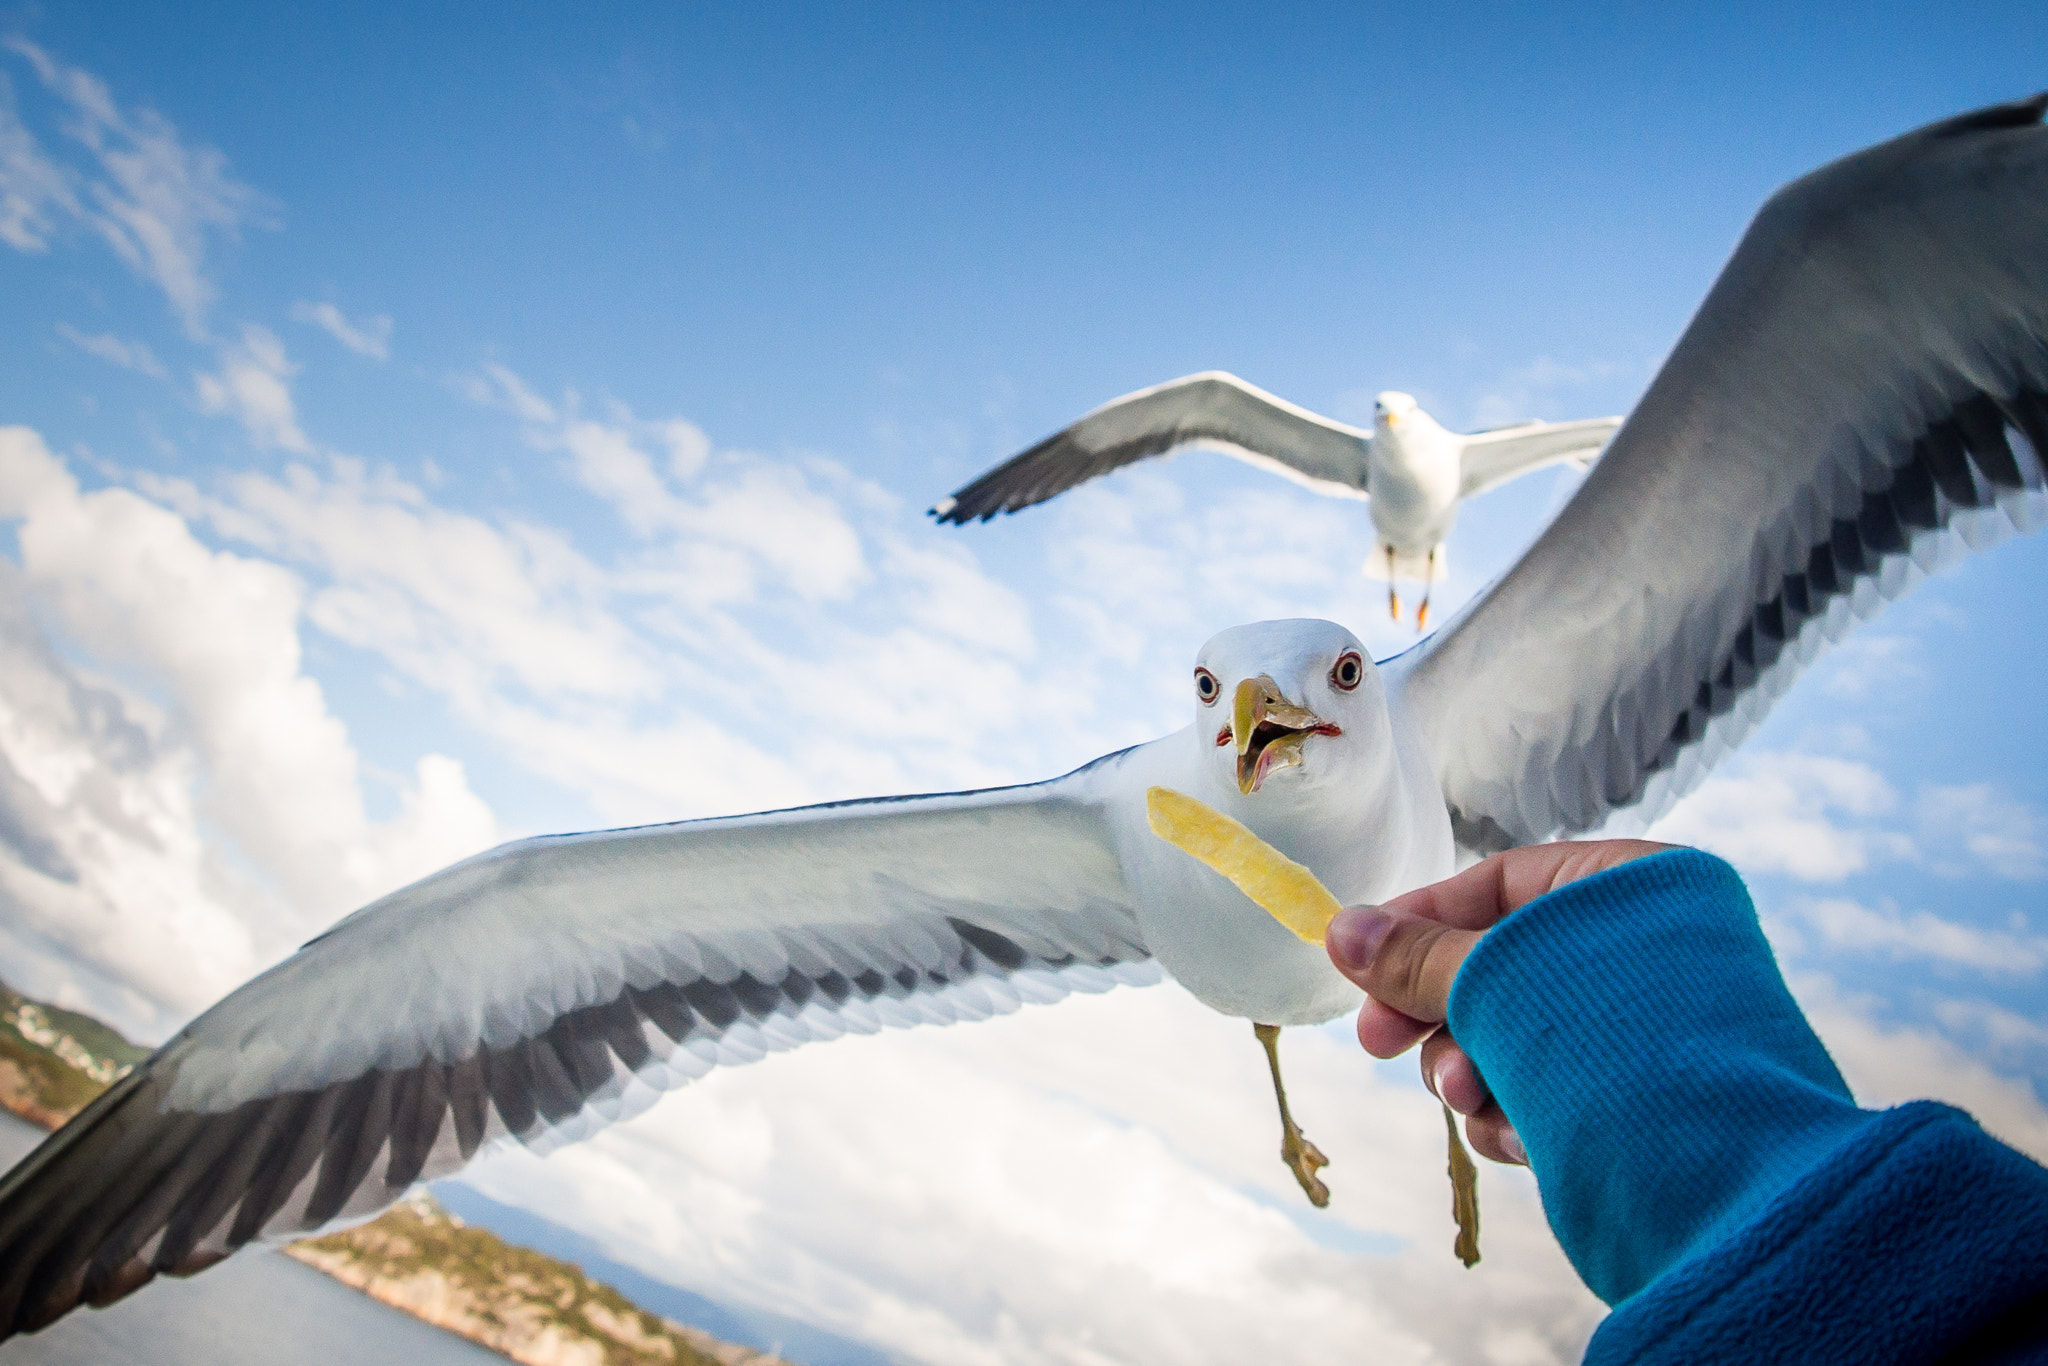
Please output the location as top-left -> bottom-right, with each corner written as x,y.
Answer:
930,373 -> 1620,628
5,92 -> 2048,1341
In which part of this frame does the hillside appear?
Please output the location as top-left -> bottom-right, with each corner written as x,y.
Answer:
0,981 -> 798,1366
0,980 -> 149,1127
291,1195 -> 793,1366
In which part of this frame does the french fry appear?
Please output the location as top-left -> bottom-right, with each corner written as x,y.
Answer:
1143,787 -> 1343,944
1145,784 -> 1482,1267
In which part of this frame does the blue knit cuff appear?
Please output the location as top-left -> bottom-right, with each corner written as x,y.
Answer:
1445,848 -> 1873,1305
1586,1101 -> 2048,1363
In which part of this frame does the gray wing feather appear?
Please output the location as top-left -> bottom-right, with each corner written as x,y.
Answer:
1457,416 -> 1622,500
0,774 -> 1149,1336
1391,94 -> 2048,855
932,371 -> 1372,522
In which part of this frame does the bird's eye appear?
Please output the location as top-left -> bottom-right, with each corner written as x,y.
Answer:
1330,651 -> 1364,691
1194,667 -> 1220,704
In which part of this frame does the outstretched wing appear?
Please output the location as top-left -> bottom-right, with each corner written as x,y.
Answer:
1456,416 -> 1622,500
932,371 -> 1373,523
1390,94 -> 2048,856
0,772 -> 1149,1338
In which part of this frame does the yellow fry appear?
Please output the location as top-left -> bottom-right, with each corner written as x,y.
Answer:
1144,787 -> 1344,944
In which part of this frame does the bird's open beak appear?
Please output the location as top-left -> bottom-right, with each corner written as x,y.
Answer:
1230,675 -> 1341,795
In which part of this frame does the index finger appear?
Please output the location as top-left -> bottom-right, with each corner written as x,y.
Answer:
1380,839 -> 1676,931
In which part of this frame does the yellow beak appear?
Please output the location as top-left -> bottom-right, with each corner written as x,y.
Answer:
1230,676 -> 1332,794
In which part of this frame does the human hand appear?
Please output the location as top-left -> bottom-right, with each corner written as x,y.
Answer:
1325,840 -> 1673,1166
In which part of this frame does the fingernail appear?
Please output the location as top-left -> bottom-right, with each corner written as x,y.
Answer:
1430,1059 -> 1453,1105
1501,1129 -> 1527,1165
1326,905 -> 1393,971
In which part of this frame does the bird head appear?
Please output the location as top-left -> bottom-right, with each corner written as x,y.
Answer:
1192,620 -> 1384,797
1373,391 -> 1419,431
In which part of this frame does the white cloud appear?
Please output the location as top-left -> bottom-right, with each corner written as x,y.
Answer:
56,321 -> 165,376
292,300 -> 392,360
1460,356 -> 1637,431
0,73 -> 80,251
483,371 -> 871,602
1930,998 -> 2048,1068
0,553 -> 260,1036
124,367 -> 1080,824
462,989 -> 1604,1366
195,323 -> 311,452
1775,896 -> 2048,975
1812,631 -> 1920,703
1651,751 -> 1909,881
5,40 -> 270,335
0,427 -> 497,1032
1916,783 -> 2046,880
1653,750 -> 2048,885
470,360 -> 558,423
1794,972 -> 2048,1164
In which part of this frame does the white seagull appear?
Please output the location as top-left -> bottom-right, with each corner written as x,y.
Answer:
931,376 -> 1620,628
5,92 -> 2048,1339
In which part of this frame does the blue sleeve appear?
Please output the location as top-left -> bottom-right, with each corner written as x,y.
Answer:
1444,848 -> 2048,1363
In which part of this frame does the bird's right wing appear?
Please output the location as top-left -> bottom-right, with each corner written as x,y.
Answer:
1457,416 -> 1622,499
1390,94 -> 2048,857
931,371 -> 1373,522
0,764 -> 1152,1339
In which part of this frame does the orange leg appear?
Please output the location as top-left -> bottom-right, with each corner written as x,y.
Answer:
1256,1023 -> 1329,1207
1386,545 -> 1401,621
1416,546 -> 1437,631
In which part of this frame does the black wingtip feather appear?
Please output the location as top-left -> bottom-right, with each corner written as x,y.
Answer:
483,1044 -> 540,1137
1646,382 -> 2048,799
0,1077 -> 208,1339
381,1065 -> 443,1192
447,1053 -> 491,1160
225,1089 -> 327,1244
1923,91 -> 2048,139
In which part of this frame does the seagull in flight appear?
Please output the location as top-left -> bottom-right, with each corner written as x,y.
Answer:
4,91 -> 2048,1340
931,376 -> 1620,629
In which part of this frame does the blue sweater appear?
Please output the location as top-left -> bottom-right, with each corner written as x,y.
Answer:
1445,849 -> 2048,1363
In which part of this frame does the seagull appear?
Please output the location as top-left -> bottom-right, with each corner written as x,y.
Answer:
5,91 -> 2048,1340
930,375 -> 1620,628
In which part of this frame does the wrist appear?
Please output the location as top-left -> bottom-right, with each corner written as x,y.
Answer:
1446,848 -> 1872,1304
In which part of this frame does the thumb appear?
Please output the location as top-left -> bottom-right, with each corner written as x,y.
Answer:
1326,904 -> 1483,1024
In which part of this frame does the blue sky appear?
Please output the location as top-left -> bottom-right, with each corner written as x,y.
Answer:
2,5 -> 2047,1364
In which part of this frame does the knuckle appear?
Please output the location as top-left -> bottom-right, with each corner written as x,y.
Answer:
1368,918 -> 1445,1013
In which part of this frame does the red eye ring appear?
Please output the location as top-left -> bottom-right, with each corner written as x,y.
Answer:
1194,667 -> 1220,704
1330,651 -> 1364,691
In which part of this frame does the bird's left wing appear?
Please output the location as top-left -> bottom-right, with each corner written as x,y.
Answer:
1389,94 -> 2048,857
1456,416 -> 1622,500
931,371 -> 1372,523
0,771 -> 1150,1338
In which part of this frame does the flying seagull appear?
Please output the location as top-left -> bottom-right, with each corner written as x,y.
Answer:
5,91 -> 2048,1340
930,376 -> 1620,628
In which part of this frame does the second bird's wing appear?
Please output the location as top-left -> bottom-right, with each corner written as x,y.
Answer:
932,371 -> 1373,522
1389,94 -> 2048,856
0,769 -> 1150,1339
1456,416 -> 1622,500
